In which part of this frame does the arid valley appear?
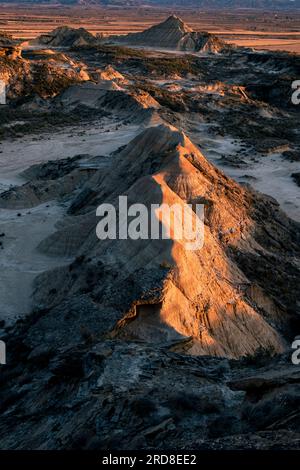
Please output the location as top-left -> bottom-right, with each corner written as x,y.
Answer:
0,3 -> 300,454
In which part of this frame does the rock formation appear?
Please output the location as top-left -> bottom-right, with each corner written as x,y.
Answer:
0,32 -> 22,60
0,32 -> 16,47
52,81 -> 159,114
32,26 -> 99,48
2,124 -> 298,358
111,15 -> 231,53
0,46 -> 89,100
94,65 -> 125,82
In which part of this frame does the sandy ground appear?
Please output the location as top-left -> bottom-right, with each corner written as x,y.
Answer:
0,202 -> 68,325
0,121 -> 140,325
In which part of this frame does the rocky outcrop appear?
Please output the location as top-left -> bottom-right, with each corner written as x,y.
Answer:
32,26 -> 99,48
0,48 -> 89,99
0,12 -> 300,451
93,65 -> 125,82
0,169 -> 96,209
111,15 -> 231,53
0,32 -> 17,47
0,45 -> 22,60
3,123 -> 298,359
53,81 -> 159,114
0,31 -> 22,60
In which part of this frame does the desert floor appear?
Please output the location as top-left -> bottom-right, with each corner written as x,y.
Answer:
0,119 -> 140,323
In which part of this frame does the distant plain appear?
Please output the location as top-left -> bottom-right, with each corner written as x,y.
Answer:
1,4 -> 300,53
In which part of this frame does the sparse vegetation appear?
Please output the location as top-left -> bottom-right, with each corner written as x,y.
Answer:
0,106 -> 110,138
72,44 -> 204,78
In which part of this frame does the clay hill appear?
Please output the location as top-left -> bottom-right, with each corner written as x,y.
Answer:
32,26 -> 99,48
111,15 -> 231,53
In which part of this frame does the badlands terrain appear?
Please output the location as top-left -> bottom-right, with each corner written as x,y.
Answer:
0,13 -> 300,450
